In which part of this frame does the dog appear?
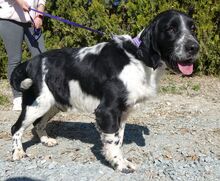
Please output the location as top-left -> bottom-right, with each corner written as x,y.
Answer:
10,9 -> 199,173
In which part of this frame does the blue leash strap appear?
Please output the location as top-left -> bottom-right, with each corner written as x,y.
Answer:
28,11 -> 42,40
29,7 -> 104,35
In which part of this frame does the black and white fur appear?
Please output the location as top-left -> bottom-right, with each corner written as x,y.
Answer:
10,10 -> 199,173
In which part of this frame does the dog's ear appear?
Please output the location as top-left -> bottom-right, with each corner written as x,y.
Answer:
137,22 -> 161,70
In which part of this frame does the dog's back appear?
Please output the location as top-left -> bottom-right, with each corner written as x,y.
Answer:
11,37 -> 139,110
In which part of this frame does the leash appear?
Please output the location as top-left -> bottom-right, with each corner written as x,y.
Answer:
28,11 -> 42,40
29,7 -> 104,36
29,8 -> 142,46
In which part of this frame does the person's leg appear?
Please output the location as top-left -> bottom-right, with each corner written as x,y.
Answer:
24,25 -> 46,56
0,19 -> 24,99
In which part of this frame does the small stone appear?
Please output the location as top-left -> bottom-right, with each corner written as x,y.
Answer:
98,170 -> 104,174
26,165 -> 37,170
41,159 -> 47,164
204,156 -> 213,163
48,162 -> 57,169
166,101 -> 171,106
204,165 -> 211,172
44,155 -> 52,160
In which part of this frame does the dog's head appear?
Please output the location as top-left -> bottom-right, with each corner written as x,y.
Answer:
138,10 -> 199,75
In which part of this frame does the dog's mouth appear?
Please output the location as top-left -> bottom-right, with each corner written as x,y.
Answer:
168,56 -> 195,75
177,60 -> 194,75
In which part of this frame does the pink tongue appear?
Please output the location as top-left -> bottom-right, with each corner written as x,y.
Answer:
177,63 -> 193,75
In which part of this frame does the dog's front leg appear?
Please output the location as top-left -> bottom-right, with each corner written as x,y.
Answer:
95,80 -> 136,173
96,106 -> 136,173
100,123 -> 136,173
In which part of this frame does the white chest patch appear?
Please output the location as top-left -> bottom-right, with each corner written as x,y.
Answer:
68,80 -> 100,113
119,52 -> 165,106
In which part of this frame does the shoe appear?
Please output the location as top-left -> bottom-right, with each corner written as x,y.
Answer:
12,97 -> 22,111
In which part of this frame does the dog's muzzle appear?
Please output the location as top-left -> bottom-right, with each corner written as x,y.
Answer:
184,40 -> 200,56
175,39 -> 199,75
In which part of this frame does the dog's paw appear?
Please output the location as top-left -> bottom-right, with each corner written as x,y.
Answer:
114,159 -> 136,173
12,149 -> 27,160
41,136 -> 58,147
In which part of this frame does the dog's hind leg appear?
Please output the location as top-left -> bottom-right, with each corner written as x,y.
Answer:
33,106 -> 60,147
11,109 -> 29,160
11,90 -> 55,160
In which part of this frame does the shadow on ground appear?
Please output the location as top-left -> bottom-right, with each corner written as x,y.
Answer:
6,177 -> 42,181
23,120 -> 149,165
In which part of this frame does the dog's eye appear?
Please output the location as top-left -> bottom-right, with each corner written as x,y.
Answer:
166,26 -> 177,33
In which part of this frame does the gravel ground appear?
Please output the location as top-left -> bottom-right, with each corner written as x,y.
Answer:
0,74 -> 220,181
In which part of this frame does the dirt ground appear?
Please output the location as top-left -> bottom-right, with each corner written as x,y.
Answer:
0,74 -> 219,180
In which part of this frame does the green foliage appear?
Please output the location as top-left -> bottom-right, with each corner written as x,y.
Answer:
0,0 -> 219,78
0,41 -> 7,78
192,83 -> 201,91
160,83 -> 183,94
0,93 -> 9,105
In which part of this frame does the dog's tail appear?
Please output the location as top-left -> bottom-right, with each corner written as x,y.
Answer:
10,61 -> 33,92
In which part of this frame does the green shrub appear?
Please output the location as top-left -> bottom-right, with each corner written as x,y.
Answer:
0,0 -> 219,78
0,93 -> 9,105
0,41 -> 7,78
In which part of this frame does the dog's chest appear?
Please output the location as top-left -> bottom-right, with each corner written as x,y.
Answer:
119,61 -> 161,106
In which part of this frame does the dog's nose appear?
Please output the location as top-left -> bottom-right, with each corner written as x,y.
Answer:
185,40 -> 199,55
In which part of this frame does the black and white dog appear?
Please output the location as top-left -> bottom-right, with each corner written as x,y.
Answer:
10,10 -> 199,173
